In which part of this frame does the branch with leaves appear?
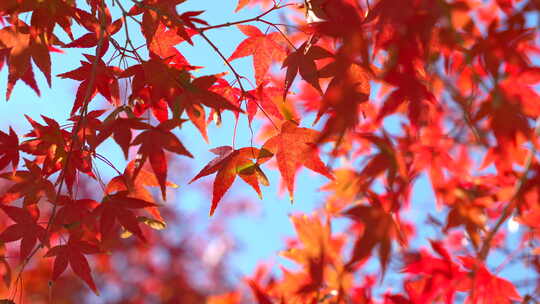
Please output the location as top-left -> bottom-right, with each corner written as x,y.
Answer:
0,0 -> 539,303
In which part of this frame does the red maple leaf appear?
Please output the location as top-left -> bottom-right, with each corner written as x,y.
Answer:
93,192 -> 156,242
106,160 -> 178,222
459,256 -> 522,304
401,240 -> 467,303
356,132 -> 407,188
18,115 -> 96,194
190,146 -> 269,216
19,115 -> 70,174
44,236 -> 100,295
247,279 -> 273,304
58,54 -> 122,115
315,62 -> 372,142
0,127 -> 19,174
245,84 -> 283,123
52,195 -> 99,232
228,25 -> 287,85
121,59 -> 240,123
0,159 -> 56,205
307,0 -> 364,37
131,120 -> 192,200
261,121 -> 333,201
97,116 -> 151,159
69,109 -> 106,151
128,0 -> 207,45
177,75 -> 244,113
342,198 -> 406,276
148,23 -> 196,65
235,0 -> 249,12
0,205 -> 48,260
119,56 -> 188,122
0,0 -> 75,38
233,0 -> 275,12
0,21 -> 59,99
377,69 -> 437,129
65,8 -> 123,57
177,75 -> 243,141
282,42 -> 333,99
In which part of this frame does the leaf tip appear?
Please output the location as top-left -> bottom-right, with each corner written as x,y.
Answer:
209,200 -> 218,217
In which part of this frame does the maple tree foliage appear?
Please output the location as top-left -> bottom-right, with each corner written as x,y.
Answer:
0,0 -> 539,303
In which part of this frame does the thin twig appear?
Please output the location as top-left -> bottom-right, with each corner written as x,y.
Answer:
198,4 -> 294,32
197,30 -> 247,93
259,19 -> 297,49
11,2 -> 109,296
478,116 -> 540,261
113,0 -> 144,62
129,0 -> 284,133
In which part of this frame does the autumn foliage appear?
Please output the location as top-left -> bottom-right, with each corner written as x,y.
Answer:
0,0 -> 539,303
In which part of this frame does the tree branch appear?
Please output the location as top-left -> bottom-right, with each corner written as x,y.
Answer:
198,4 -> 295,32
478,116 -> 540,261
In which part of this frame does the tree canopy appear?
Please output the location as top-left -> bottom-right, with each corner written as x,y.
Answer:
0,0 -> 539,303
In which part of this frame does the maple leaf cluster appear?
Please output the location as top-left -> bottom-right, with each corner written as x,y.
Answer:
0,0 -> 539,302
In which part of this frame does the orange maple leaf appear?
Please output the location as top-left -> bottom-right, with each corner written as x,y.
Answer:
0,22 -> 59,99
343,198 -> 406,276
229,25 -> 287,85
261,121 -> 333,201
190,146 -> 269,216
